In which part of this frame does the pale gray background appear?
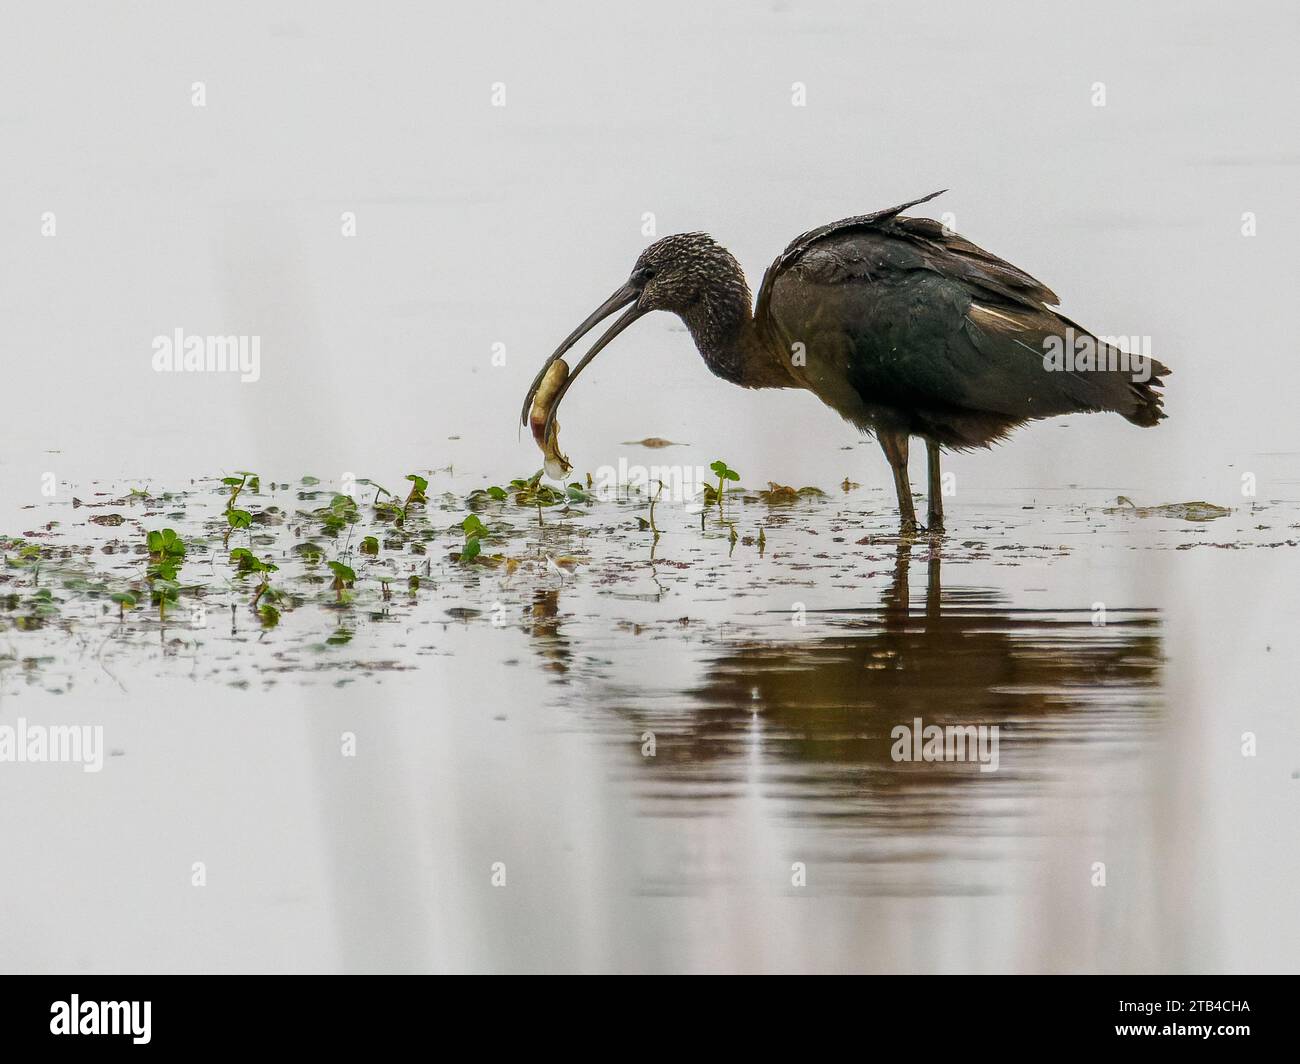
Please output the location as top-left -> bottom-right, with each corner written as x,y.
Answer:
1,0 -> 1296,505
1,1 -> 1297,974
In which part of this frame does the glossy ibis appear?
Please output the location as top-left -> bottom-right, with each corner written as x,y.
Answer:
522,191 -> 1169,532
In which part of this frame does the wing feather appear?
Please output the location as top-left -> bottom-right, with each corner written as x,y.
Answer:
758,196 -> 1169,443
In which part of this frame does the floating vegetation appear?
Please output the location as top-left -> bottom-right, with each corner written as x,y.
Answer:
466,484 -> 509,507
327,560 -> 356,603
703,459 -> 740,512
0,469 -> 1284,695
1104,497 -> 1232,522
457,515 -> 486,563
312,493 -> 361,537
110,591 -> 137,620
145,528 -> 186,619
404,473 -> 429,507
758,482 -> 827,505
221,471 -> 259,546
229,548 -> 279,614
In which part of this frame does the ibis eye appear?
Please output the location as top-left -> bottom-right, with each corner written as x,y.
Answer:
633,266 -> 656,284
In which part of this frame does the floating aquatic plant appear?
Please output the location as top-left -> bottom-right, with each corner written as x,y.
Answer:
229,547 -> 279,612
466,484 -> 509,510
1104,497 -> 1232,522
313,494 -> 361,537
758,482 -> 826,505
404,473 -> 429,508
458,514 -> 486,562
327,560 -> 356,603
110,590 -> 138,621
221,471 -> 260,546
145,528 -> 187,618
704,460 -> 740,513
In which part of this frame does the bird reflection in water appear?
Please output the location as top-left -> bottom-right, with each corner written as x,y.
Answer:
528,588 -> 567,676
524,541 -> 1163,842
673,539 -> 1164,820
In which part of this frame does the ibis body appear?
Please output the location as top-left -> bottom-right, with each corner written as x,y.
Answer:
523,192 -> 1169,532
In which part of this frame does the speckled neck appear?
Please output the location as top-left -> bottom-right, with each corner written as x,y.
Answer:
682,264 -> 790,389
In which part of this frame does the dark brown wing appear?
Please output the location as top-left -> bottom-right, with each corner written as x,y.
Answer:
755,190 -> 1059,329
757,194 -> 1169,445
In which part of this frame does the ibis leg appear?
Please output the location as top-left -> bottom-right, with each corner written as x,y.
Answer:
885,537 -> 911,616
879,430 -> 919,533
926,537 -> 941,620
926,440 -> 945,533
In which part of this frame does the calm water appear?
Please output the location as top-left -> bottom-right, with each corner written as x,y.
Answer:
2,477 -> 1297,972
1,1 -> 1298,972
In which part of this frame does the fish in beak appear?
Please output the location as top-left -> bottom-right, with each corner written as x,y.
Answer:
528,358 -> 572,480
520,282 -> 648,475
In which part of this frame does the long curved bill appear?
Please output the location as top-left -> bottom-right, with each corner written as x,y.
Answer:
520,283 -> 647,437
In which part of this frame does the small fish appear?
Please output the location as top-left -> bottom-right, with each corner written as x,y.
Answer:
528,359 -> 572,481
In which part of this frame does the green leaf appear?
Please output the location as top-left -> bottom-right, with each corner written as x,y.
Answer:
231,548 -> 277,574
326,561 -> 356,584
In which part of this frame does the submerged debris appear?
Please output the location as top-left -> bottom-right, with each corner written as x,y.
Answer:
758,482 -> 827,505
1105,497 -> 1232,521
621,437 -> 679,448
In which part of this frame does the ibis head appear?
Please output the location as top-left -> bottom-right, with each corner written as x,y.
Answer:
520,233 -> 754,438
